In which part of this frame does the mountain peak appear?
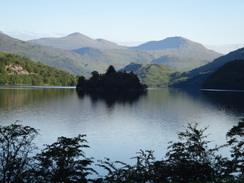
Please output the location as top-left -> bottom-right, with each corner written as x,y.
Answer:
67,32 -> 85,37
129,36 -> 204,51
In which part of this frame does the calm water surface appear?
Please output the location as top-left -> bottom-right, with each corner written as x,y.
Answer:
0,86 -> 244,166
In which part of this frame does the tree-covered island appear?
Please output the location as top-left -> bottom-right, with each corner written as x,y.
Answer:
76,65 -> 147,92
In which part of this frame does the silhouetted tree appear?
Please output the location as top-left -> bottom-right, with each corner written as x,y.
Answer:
227,120 -> 244,180
76,65 -> 147,91
105,65 -> 116,75
0,122 -> 39,183
164,123 -> 231,182
77,75 -> 87,88
34,135 -> 95,183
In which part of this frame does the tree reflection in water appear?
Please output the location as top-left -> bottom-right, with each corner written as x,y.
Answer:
77,90 -> 147,109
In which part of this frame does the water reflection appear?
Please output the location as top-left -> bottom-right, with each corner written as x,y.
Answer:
0,86 -> 75,110
77,90 -> 147,109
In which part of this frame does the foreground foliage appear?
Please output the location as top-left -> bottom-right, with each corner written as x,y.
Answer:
0,121 -> 243,183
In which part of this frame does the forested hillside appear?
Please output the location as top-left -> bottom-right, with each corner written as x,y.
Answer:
0,53 -> 77,86
120,62 -> 180,87
202,59 -> 244,90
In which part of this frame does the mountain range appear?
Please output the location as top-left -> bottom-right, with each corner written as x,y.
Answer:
0,31 -> 223,83
27,32 -> 222,72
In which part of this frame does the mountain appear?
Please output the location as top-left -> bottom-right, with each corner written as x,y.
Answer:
130,36 -> 191,50
129,37 -> 222,71
129,36 -> 221,58
120,62 -> 177,87
171,47 -> 244,88
29,32 -> 126,50
202,59 -> 244,90
0,53 -> 76,86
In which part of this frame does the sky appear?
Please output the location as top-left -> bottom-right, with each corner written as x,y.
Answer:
1,0 -> 244,53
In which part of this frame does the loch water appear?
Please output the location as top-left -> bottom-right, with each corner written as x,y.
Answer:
0,86 -> 244,166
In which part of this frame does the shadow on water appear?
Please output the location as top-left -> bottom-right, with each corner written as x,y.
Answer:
201,90 -> 244,115
77,90 -> 147,109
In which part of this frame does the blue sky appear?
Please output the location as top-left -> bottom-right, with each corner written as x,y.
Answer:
1,0 -> 244,50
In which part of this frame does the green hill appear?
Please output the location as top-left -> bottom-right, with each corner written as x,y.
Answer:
0,53 -> 76,86
120,62 -> 178,87
202,60 -> 244,90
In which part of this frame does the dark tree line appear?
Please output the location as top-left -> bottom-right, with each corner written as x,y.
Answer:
76,65 -> 147,91
0,121 -> 243,183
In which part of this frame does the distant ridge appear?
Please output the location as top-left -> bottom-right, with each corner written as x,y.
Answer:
29,32 -> 126,50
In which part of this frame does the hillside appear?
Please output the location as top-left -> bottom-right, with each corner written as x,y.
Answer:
0,53 -> 76,86
171,47 -> 244,88
120,62 -> 178,87
202,60 -> 244,90
29,32 -> 126,50
72,47 -> 156,68
151,55 -> 210,72
0,32 -> 105,77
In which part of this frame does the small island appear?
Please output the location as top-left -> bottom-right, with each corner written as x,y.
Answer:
76,65 -> 147,92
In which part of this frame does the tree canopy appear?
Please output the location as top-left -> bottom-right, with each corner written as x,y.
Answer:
77,65 -> 147,91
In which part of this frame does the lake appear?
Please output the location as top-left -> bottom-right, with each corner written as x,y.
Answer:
0,86 -> 243,174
